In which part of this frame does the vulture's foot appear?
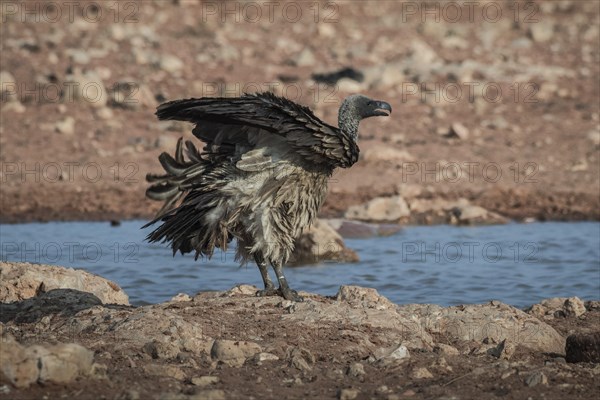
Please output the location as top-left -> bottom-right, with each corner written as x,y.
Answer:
280,287 -> 304,302
256,287 -> 278,297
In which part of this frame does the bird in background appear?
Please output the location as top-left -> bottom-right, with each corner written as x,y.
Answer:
143,92 -> 392,301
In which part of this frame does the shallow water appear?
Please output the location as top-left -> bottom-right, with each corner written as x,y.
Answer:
1,221 -> 598,307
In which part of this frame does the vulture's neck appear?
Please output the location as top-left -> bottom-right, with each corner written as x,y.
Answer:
338,105 -> 360,140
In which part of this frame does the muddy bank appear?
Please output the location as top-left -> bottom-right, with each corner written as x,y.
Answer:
1,263 -> 599,399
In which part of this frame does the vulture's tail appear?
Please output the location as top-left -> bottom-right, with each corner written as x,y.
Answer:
143,138 -> 233,259
144,137 -> 204,217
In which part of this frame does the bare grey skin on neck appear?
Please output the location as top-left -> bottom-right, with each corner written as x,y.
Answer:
338,94 -> 392,139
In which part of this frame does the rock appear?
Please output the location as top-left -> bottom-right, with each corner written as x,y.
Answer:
142,339 -> 180,360
524,371 -> 548,387
336,286 -> 396,310
143,364 -> 186,381
295,48 -> 315,67
345,196 -> 410,222
361,146 -> 414,164
375,344 -> 410,361
526,297 -> 587,319
170,293 -> 192,302
410,367 -> 433,379
488,339 -> 516,360
433,344 -> 460,356
455,205 -> 489,222
566,333 -> 600,363
159,54 -> 184,73
54,116 -> 75,135
191,376 -> 219,387
189,390 -> 225,400
110,81 -> 156,110
409,302 -> 565,354
290,218 -> 358,265
0,70 -> 18,102
0,334 -> 39,388
0,262 -> 129,305
346,362 -> 365,378
210,340 -> 262,367
530,20 -> 555,42
65,70 -> 108,108
564,297 -> 586,317
587,130 -> 600,146
338,388 -> 359,400
0,333 -> 94,388
287,347 -> 315,372
250,352 -> 279,364
448,123 -> 469,139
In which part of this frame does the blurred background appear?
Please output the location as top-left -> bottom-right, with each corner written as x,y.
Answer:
1,0 -> 598,223
0,0 -> 598,305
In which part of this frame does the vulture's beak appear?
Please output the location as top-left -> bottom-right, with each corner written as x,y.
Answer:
373,101 -> 392,116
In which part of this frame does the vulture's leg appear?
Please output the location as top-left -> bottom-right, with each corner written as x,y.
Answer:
271,259 -> 304,302
254,253 -> 277,296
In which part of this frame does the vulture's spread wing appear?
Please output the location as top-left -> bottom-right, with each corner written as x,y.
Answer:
155,92 -> 358,168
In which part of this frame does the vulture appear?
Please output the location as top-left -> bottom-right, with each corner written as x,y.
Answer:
144,92 -> 391,301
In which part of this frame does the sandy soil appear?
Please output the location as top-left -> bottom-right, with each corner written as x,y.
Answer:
0,0 -> 599,224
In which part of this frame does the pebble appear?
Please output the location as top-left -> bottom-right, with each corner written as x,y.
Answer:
448,122 -> 470,139
296,48 -> 315,67
54,116 -> 75,135
338,388 -> 359,400
410,367 -> 433,379
191,376 -> 219,387
346,362 -> 365,377
524,371 -> 548,387
159,54 -> 184,73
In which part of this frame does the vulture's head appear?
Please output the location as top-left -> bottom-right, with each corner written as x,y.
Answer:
338,94 -> 392,138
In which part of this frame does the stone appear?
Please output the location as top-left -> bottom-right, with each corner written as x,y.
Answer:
434,344 -> 460,356
142,340 -> 180,360
170,293 -> 192,302
488,339 -> 516,360
530,21 -> 555,43
290,218 -> 358,265
296,48 -> 315,67
110,81 -> 156,110
191,376 -> 219,387
287,347 -> 315,372
159,54 -> 184,73
338,388 -> 359,400
346,362 -> 365,377
144,364 -> 186,380
336,286 -> 396,310
0,70 -> 18,102
564,297 -> 586,317
448,123 -> 469,139
409,302 -> 565,354
587,130 -> 600,146
65,70 -> 108,108
189,390 -> 225,400
0,262 -> 129,305
566,333 -> 600,363
345,196 -> 410,222
0,333 -> 94,388
54,116 -> 75,135
210,340 -> 262,367
524,371 -> 548,387
410,367 -> 433,379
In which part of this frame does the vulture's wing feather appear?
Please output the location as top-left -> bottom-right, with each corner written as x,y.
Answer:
155,92 -> 358,168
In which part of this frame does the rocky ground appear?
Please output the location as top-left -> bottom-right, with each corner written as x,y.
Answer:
1,0 -> 599,224
1,262 -> 599,400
